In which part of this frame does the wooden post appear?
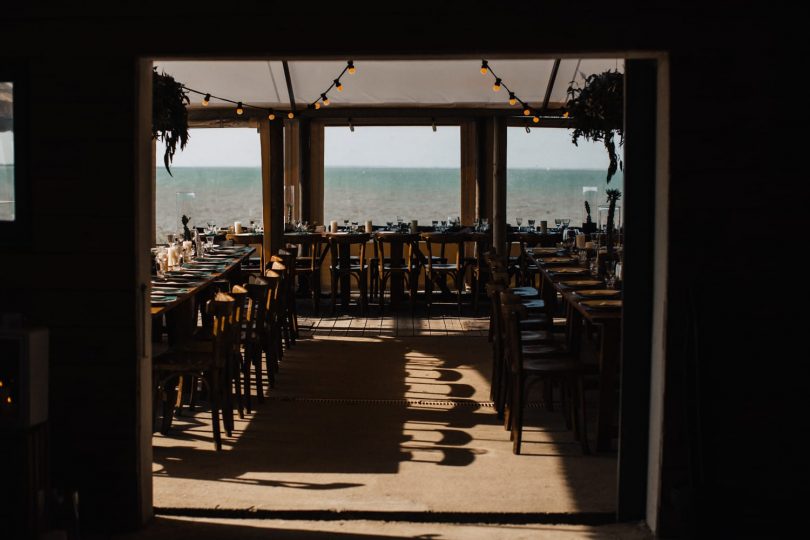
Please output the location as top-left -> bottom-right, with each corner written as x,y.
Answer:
460,120 -> 477,225
260,118 -> 285,257
477,118 -> 493,224
308,120 -> 325,227
299,118 -> 312,223
283,120 -> 300,222
491,117 -> 507,255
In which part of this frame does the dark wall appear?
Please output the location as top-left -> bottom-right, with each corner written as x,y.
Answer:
0,4 -> 799,536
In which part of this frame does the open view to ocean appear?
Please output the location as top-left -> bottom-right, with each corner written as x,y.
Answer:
155,166 -> 623,242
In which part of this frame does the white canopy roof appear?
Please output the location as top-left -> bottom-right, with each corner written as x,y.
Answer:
154,59 -> 623,110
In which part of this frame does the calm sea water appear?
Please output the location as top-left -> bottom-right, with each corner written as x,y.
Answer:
155,166 -> 623,241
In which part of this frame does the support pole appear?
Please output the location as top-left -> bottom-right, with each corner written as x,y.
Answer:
492,117 -> 508,255
260,118 -> 285,259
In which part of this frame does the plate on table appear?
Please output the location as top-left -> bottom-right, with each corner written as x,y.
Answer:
561,279 -> 604,288
576,289 -> 621,298
550,267 -> 588,274
153,280 -> 200,287
152,287 -> 189,294
532,247 -> 561,255
581,299 -> 622,310
150,295 -> 177,304
540,257 -> 576,264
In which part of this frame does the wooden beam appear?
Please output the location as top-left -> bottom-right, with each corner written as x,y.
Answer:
259,118 -> 285,257
282,61 -> 297,113
187,105 -> 570,124
542,59 -> 562,112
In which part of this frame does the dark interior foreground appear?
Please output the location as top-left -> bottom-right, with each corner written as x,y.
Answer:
0,5 -> 802,538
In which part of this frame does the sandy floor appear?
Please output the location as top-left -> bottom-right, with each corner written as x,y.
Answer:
153,331 -> 616,516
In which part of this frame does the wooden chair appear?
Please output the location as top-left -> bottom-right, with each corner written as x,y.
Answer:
268,259 -> 295,352
262,269 -> 284,389
286,234 -> 324,313
421,232 -> 467,316
466,232 -> 492,314
326,233 -> 370,315
153,293 -> 235,451
500,295 -> 589,455
242,277 -> 270,411
375,232 -> 420,315
277,248 -> 300,342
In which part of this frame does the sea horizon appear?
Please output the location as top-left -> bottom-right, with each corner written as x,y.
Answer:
155,165 -> 623,242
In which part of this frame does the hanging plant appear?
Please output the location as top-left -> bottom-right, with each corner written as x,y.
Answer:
566,70 -> 624,183
152,68 -> 189,176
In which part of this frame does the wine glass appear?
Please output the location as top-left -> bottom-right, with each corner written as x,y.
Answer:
396,216 -> 403,226
516,217 -> 523,231
527,219 -> 535,231
554,218 -> 562,230
343,219 -> 349,230
386,220 -> 394,231
562,218 -> 571,229
440,220 -> 447,231
351,221 -> 358,233
432,220 -> 439,230
482,218 -> 489,231
605,260 -> 617,288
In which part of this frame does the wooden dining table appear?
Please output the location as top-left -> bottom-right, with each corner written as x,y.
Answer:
526,247 -> 622,452
151,246 -> 254,346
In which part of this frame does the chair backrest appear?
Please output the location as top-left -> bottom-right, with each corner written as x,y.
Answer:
245,277 -> 270,333
499,296 -> 528,375
327,233 -> 369,269
207,293 -> 236,367
229,285 -> 249,351
285,234 -> 324,271
375,233 -> 418,272
421,232 -> 465,270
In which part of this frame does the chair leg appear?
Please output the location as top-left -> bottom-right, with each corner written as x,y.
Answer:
425,272 -> 433,317
208,372 -> 223,451
242,347 -> 253,413
330,271 -> 338,315
512,377 -> 525,455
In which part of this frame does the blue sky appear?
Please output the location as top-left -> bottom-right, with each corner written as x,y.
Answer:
158,126 -> 612,169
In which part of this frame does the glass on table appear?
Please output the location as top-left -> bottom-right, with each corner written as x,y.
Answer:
527,219 -> 535,231
386,220 -> 394,231
432,220 -> 439,230
351,221 -> 359,232
481,217 -> 489,231
554,218 -> 562,230
562,218 -> 571,228
515,217 -> 523,230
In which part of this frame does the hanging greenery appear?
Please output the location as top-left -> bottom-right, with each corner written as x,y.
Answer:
152,68 -> 189,176
566,70 -> 624,183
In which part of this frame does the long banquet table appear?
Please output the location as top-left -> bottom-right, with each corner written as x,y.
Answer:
526,246 -> 622,452
151,246 -> 255,345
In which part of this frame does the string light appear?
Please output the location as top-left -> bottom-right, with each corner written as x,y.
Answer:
202,93 -> 211,106
236,102 -> 244,115
481,59 -> 540,120
268,110 -> 276,120
287,111 -> 294,119
347,60 -> 356,74
314,102 -> 321,110
335,79 -> 343,91
322,93 -> 330,106
563,111 -> 570,118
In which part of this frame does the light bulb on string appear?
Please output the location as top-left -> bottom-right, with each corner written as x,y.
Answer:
533,116 -> 540,124
335,79 -> 343,91
315,102 -> 321,110
480,60 -> 488,75
288,111 -> 295,119
347,60 -> 356,74
523,107 -> 531,116
508,92 -> 517,106
236,102 -> 244,115
322,94 -> 330,106
563,111 -> 570,118
268,110 -> 276,120
492,78 -> 502,92
202,93 -> 211,106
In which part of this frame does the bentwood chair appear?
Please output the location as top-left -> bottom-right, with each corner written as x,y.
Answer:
262,269 -> 284,389
326,233 -> 370,315
242,277 -> 270,411
286,234 -> 325,313
421,232 -> 467,316
500,294 -> 589,455
375,232 -> 420,315
153,293 -> 235,451
268,259 -> 295,351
